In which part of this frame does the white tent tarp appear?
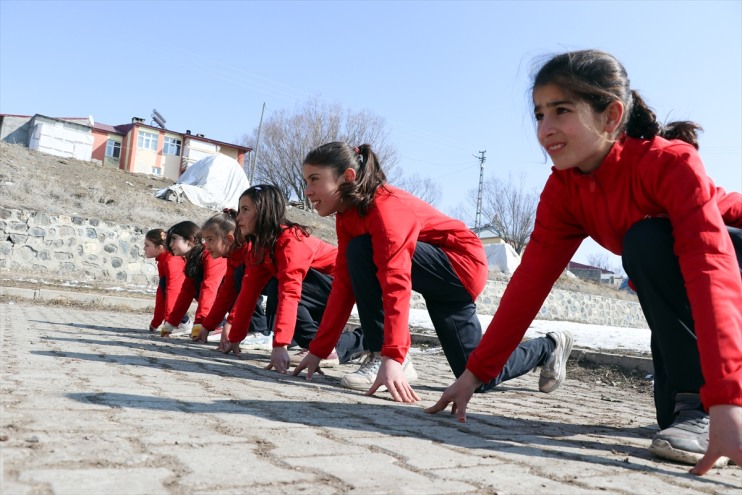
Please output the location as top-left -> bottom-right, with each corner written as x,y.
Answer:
156,154 -> 249,210
483,242 -> 521,274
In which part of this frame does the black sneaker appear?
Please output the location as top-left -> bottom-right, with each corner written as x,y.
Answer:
648,393 -> 728,466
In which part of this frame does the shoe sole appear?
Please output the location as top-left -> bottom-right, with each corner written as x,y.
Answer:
539,332 -> 574,393
649,439 -> 729,467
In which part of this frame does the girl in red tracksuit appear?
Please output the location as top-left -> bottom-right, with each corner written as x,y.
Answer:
194,210 -> 269,349
295,142 -> 564,404
160,221 -> 227,337
426,49 -> 742,474
143,228 -> 186,333
223,184 -> 366,373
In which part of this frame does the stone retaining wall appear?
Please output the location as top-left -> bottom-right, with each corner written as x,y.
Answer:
0,207 -> 156,285
0,207 -> 648,329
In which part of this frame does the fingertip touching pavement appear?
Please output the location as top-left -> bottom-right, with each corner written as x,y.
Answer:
1,302 -> 740,494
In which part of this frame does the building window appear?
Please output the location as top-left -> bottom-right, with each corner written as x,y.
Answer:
163,136 -> 181,155
151,167 -> 162,176
137,130 -> 158,151
105,139 -> 121,159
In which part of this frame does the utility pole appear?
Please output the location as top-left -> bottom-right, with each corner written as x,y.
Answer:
474,150 -> 486,232
250,102 -> 266,185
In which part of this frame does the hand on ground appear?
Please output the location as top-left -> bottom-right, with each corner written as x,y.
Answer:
691,404 -> 742,475
265,346 -> 290,374
367,356 -> 420,403
424,369 -> 482,422
221,342 -> 241,356
292,352 -> 324,380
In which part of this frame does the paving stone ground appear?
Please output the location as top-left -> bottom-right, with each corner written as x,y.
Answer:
1,301 -> 740,494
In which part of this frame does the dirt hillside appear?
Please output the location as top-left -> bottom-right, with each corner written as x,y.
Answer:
0,141 -> 337,241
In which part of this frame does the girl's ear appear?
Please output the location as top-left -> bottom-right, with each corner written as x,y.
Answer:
226,232 -> 236,244
342,167 -> 357,183
603,100 -> 625,134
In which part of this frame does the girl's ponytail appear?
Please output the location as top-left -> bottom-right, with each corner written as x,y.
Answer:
627,91 -> 703,149
625,91 -> 662,140
351,144 -> 387,216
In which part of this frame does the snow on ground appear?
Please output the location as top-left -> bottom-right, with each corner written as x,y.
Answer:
405,308 -> 651,355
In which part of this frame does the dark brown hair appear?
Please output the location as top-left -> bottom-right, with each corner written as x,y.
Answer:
532,49 -> 702,148
303,142 -> 387,215
166,220 -> 204,279
202,209 -> 239,251
145,228 -> 167,248
239,184 -> 311,264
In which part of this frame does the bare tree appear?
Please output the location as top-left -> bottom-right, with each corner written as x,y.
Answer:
395,173 -> 442,207
587,252 -> 625,275
467,174 -> 538,254
587,253 -> 611,271
242,96 -> 399,208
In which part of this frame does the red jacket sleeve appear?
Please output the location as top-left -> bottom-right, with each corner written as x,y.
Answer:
649,146 -> 742,408
270,234 -> 316,347
228,261 -> 273,343
151,254 -> 167,328
194,251 -> 227,324
309,222 -> 356,359
202,259 -> 237,332
159,254 -> 186,325
365,201 -> 420,363
467,176 -> 585,383
167,276 -> 196,326
716,187 -> 742,229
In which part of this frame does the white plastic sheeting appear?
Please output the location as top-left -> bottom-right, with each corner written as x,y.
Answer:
29,122 -> 93,160
483,242 -> 521,274
156,154 -> 249,210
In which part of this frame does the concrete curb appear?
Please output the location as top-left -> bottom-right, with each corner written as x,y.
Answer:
1,284 -> 653,375
411,332 -> 654,375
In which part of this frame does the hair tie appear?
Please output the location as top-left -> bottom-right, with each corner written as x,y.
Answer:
353,147 -> 361,155
160,231 -> 166,240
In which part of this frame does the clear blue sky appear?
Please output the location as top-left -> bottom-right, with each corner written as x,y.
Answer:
1,0 -> 740,265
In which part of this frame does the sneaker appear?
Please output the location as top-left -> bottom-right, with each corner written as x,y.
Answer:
179,318 -> 194,336
340,352 -> 418,391
241,331 -> 273,350
206,327 -> 223,343
649,393 -> 729,466
539,330 -> 574,393
289,348 -> 340,368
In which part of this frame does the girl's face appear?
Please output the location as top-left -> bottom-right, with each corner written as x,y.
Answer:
143,239 -> 163,259
169,233 -> 195,256
533,84 -> 617,174
202,228 -> 233,259
236,196 -> 258,236
302,164 -> 348,217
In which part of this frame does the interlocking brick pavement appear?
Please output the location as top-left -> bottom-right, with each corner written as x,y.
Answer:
1,302 -> 740,494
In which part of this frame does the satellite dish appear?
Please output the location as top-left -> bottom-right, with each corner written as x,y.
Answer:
152,109 -> 167,129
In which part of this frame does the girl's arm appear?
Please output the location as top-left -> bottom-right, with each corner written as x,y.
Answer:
202,262 -> 237,332
467,178 -> 585,383
150,276 -> 166,330
162,255 -> 186,325
270,235 -> 314,347
715,187 -> 742,228
307,225 -> 356,359
227,263 -> 272,343
166,276 -> 196,327
193,254 -> 227,324
364,203 -> 420,364
651,146 -> 742,408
